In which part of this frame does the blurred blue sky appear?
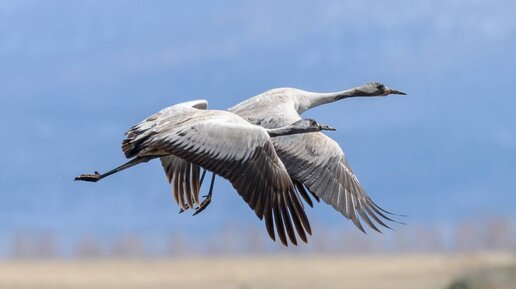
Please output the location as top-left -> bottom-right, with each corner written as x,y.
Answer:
1,0 -> 515,250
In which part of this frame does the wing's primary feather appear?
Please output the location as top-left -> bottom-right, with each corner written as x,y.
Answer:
272,131 -> 399,232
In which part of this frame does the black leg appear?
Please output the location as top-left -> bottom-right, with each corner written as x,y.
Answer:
193,172 -> 215,216
75,156 -> 155,182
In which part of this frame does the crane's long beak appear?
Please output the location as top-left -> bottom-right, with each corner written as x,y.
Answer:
320,124 -> 336,131
385,87 -> 406,95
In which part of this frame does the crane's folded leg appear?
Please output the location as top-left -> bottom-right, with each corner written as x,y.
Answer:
74,156 -> 155,182
192,172 -> 216,216
179,170 -> 216,215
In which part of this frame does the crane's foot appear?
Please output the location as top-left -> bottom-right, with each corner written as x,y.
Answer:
178,194 -> 212,215
192,194 -> 212,216
75,171 -> 101,182
179,172 -> 215,215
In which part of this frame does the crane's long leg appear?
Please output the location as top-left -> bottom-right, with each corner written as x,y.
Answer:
74,156 -> 155,182
192,172 -> 216,216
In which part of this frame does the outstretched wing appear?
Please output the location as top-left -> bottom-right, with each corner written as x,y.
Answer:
272,131 -> 399,233
122,110 -> 311,246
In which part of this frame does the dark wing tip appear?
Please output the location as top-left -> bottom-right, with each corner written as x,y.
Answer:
369,198 -> 408,218
294,182 -> 314,208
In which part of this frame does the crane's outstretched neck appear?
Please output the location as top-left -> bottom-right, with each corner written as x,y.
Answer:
297,82 -> 406,114
298,88 -> 358,113
267,126 -> 316,137
267,120 -> 335,137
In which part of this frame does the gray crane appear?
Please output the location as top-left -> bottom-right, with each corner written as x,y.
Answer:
75,100 -> 335,246
228,82 -> 407,233
185,82 -> 406,234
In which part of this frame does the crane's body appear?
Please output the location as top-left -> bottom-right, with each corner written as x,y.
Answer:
228,83 -> 406,232
76,100 -> 334,246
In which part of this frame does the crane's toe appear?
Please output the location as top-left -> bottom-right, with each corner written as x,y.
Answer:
75,172 -> 101,182
192,195 -> 212,216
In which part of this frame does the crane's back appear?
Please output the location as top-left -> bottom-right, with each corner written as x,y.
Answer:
228,87 -> 309,128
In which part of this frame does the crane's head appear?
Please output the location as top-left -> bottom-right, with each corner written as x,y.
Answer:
355,82 -> 406,96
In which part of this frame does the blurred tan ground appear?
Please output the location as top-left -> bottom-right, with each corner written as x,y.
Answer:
0,253 -> 514,289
